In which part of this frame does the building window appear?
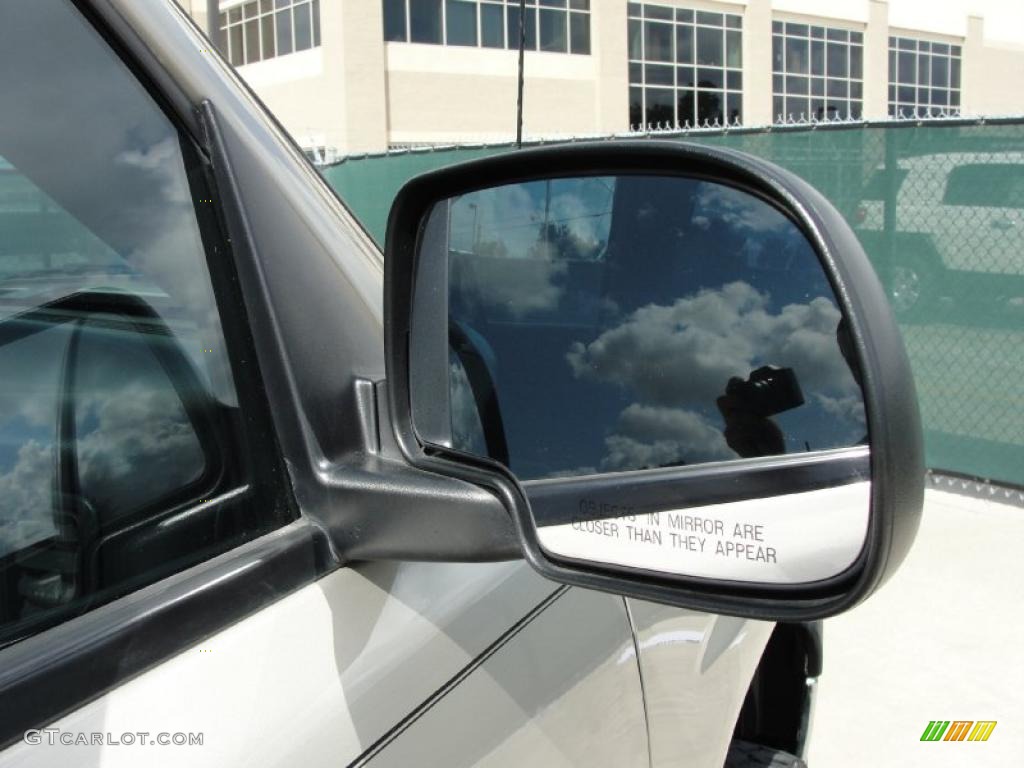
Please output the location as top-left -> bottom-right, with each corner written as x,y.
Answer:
771,21 -> 863,122
628,4 -> 742,130
888,36 -> 962,118
220,0 -> 321,67
382,0 -> 592,55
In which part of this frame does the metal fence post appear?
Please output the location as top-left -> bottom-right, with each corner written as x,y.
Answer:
882,126 -> 898,287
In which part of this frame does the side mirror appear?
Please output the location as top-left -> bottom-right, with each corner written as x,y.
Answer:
385,142 -> 923,620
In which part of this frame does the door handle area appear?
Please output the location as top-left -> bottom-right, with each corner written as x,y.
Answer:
991,216 -> 1016,231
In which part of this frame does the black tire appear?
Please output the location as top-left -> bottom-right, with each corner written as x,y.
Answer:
724,740 -> 807,768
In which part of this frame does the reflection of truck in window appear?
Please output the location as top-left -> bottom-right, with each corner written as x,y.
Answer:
854,152 -> 1024,318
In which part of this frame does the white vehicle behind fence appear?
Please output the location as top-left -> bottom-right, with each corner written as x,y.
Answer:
855,152 -> 1024,317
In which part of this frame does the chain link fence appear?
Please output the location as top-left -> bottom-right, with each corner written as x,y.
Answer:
321,117 -> 1024,488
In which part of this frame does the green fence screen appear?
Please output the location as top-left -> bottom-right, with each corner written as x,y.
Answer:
321,120 -> 1024,487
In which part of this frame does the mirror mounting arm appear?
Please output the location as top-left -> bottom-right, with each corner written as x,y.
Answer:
300,378 -> 520,563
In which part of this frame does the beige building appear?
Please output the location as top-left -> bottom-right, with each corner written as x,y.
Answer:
180,0 -> 1024,157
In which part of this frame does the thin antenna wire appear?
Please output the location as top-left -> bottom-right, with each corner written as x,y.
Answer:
516,0 -> 526,147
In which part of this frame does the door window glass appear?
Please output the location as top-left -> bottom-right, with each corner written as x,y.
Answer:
0,0 -> 286,647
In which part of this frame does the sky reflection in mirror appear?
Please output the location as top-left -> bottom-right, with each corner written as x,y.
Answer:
443,175 -> 866,481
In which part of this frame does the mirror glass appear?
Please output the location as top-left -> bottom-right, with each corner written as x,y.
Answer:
418,174 -> 871,584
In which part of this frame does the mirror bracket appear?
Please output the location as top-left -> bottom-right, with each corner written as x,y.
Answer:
303,378 -> 520,563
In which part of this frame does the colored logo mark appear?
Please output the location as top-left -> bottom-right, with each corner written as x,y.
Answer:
920,720 -> 997,742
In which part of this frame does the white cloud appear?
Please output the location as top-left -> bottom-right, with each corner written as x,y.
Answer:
0,357 -> 206,558
115,137 -> 189,205
567,281 -> 859,408
0,440 -> 56,557
602,404 -> 735,471
565,281 -> 864,471
816,393 -> 867,428
451,253 -> 567,318
74,382 -> 203,513
694,183 -> 792,234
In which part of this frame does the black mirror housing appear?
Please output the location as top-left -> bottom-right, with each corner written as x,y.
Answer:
384,141 -> 923,621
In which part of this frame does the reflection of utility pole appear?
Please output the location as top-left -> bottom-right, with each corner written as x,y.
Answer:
543,179 -> 551,252
468,203 -> 480,252
883,128 -> 897,289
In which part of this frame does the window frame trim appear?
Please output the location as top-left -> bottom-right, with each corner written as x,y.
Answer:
383,0 -> 592,56
887,33 -> 963,119
628,3 -> 744,131
219,0 -> 320,67
771,19 -> 865,123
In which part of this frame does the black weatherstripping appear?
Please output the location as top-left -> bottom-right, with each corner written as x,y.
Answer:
385,140 -> 924,621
